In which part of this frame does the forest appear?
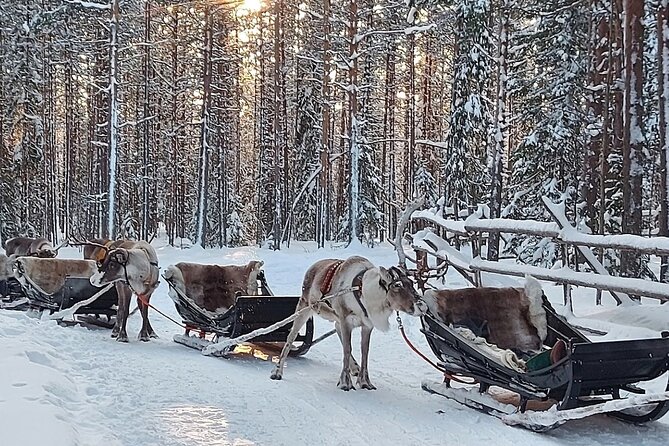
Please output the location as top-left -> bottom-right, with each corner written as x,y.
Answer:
0,0 -> 665,277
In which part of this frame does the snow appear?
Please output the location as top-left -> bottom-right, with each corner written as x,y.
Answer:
1,241 -> 668,445
65,0 -> 111,9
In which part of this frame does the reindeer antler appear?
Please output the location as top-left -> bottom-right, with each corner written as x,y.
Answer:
394,195 -> 425,269
68,239 -> 111,251
52,237 -> 70,252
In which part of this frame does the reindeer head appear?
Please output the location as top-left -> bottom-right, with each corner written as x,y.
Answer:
91,248 -> 128,286
378,266 -> 426,316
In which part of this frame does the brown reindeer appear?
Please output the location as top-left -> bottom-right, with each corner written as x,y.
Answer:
4,237 -> 56,258
271,256 -> 426,390
90,241 -> 160,342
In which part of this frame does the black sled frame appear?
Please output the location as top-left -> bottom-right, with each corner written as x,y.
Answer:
8,257 -> 118,324
421,301 -> 669,431
166,271 -> 322,357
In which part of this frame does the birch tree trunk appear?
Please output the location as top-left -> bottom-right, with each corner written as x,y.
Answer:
107,0 -> 120,239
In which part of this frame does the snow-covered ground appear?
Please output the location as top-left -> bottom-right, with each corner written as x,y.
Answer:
1,240 -> 668,446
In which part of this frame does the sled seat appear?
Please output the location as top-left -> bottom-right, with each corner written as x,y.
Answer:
14,257 -> 117,316
166,270 -> 314,357
422,301 -> 669,426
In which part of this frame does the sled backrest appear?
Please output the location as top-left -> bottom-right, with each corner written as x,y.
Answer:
15,257 -> 98,295
423,285 -> 546,352
165,260 -> 266,313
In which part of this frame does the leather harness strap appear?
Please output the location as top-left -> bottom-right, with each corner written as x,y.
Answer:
352,269 -> 370,318
320,260 -> 345,296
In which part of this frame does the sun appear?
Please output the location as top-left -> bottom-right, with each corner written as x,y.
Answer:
238,0 -> 262,13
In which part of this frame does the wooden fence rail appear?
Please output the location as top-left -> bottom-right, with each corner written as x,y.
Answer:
409,197 -> 669,304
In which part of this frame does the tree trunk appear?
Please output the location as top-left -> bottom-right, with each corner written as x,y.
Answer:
107,0 -> 120,239
659,0 -> 669,281
348,0 -> 359,243
141,0 -> 152,241
488,1 -> 509,261
195,6 -> 213,247
621,0 -> 645,278
584,0 -> 608,232
318,0 -> 331,248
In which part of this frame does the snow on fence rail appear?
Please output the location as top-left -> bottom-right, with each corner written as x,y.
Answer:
409,199 -> 669,303
470,259 -> 669,302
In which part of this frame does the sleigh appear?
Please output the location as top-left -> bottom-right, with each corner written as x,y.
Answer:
420,299 -> 669,432
0,276 -> 27,310
165,267 -> 328,357
9,257 -> 118,323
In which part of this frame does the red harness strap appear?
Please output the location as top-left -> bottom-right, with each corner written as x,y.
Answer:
320,260 -> 345,296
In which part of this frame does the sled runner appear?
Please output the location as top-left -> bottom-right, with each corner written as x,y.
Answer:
166,268 -> 323,357
421,299 -> 669,432
0,277 -> 27,310
10,257 -> 118,321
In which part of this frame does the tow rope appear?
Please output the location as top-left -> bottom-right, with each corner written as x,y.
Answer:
136,293 -> 189,331
396,312 -> 477,385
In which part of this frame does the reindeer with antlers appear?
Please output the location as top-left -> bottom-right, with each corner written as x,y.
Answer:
76,239 -> 160,342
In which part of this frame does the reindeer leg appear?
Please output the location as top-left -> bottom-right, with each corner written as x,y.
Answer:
137,295 -> 152,341
335,321 -> 360,376
357,325 -> 376,390
271,299 -> 312,381
337,318 -> 355,391
115,284 -> 131,343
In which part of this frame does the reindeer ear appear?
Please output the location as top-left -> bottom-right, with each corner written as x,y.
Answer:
378,266 -> 393,285
388,266 -> 403,280
113,248 -> 128,264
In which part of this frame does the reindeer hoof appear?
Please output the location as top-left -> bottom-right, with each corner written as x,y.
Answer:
270,371 -> 282,381
149,331 -> 159,339
111,332 -> 119,338
116,335 -> 129,343
358,382 -> 377,390
138,332 -> 151,342
338,373 -> 355,391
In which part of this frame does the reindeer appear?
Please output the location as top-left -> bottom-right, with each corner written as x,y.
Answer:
4,237 -> 57,258
90,240 -> 160,342
271,255 -> 426,390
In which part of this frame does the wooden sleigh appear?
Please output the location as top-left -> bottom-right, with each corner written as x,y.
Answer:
5,257 -> 118,324
165,268 -> 332,358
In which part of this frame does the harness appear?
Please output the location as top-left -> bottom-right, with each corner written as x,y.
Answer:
320,260 -> 345,296
319,260 -> 371,318
108,249 -> 160,296
351,269 -> 370,318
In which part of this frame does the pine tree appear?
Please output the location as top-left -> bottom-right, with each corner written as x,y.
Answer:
505,0 -> 588,265
443,0 -> 492,217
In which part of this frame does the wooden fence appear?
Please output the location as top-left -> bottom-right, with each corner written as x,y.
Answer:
409,197 -> 669,306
